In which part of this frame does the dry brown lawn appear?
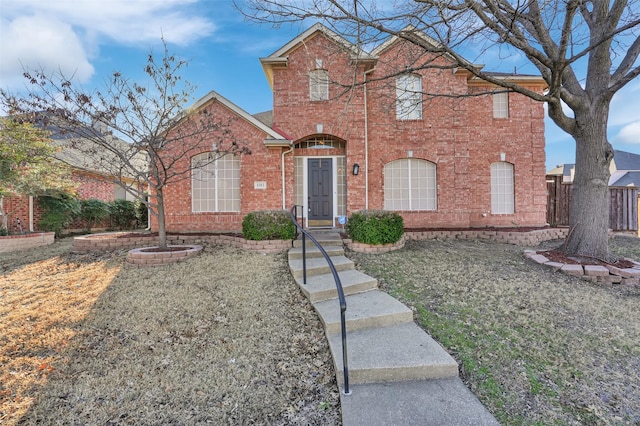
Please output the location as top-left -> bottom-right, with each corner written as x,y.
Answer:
348,235 -> 640,425
0,240 -> 339,425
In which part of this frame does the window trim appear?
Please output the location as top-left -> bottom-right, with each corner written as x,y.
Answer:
309,69 -> 329,101
384,158 -> 437,211
396,74 -> 423,120
191,152 -> 240,213
493,91 -> 509,118
490,161 -> 515,214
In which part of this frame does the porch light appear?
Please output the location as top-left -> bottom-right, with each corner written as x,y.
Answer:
353,163 -> 360,175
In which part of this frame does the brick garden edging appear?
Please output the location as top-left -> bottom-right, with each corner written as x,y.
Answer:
126,245 -> 203,268
344,235 -> 406,253
404,227 -> 569,246
73,232 -> 293,254
524,249 -> 640,287
0,232 -> 55,253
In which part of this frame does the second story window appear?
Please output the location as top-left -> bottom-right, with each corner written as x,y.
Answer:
310,69 -> 329,101
396,74 -> 422,120
493,91 -> 509,118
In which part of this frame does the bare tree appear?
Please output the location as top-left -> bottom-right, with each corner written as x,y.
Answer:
2,42 -> 249,249
242,0 -> 640,260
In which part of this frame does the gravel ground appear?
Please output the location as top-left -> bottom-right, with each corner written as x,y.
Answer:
347,235 -> 640,425
0,240 -> 340,425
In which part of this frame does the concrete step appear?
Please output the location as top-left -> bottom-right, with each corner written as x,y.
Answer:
314,290 -> 413,334
340,378 -> 500,426
327,322 -> 458,386
288,245 -> 344,260
295,269 -> 378,303
293,232 -> 343,248
289,255 -> 354,279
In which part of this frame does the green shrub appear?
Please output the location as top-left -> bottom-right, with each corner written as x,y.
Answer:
242,210 -> 296,241
0,228 -> 7,236
109,199 -> 137,230
346,210 -> 404,245
38,193 -> 81,237
135,199 -> 148,228
79,199 -> 111,232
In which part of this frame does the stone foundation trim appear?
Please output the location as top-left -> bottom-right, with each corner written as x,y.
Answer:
405,228 -> 568,246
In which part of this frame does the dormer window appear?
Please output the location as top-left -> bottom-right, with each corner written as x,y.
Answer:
310,69 -> 329,101
396,74 -> 422,120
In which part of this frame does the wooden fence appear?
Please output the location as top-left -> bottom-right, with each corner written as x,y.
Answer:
546,175 -> 638,231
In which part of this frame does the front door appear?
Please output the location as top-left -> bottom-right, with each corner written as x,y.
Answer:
308,158 -> 333,227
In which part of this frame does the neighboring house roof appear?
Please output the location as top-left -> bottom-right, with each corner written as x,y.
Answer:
612,149 -> 640,171
610,171 -> 640,187
253,110 -> 274,128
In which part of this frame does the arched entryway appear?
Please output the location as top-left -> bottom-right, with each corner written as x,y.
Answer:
293,135 -> 347,227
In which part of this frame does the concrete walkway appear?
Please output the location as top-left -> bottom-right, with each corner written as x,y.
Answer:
288,230 -> 499,426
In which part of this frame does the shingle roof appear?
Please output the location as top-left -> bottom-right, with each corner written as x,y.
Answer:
613,150 -> 640,171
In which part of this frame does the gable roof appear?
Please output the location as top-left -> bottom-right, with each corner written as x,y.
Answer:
612,149 -> 640,171
610,171 -> 640,187
188,91 -> 289,145
260,23 -> 376,89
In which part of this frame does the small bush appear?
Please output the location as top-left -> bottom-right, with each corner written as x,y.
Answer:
38,193 -> 81,237
135,199 -> 148,228
109,199 -> 137,230
0,228 -> 7,236
242,210 -> 296,241
346,210 -> 404,245
79,199 -> 111,232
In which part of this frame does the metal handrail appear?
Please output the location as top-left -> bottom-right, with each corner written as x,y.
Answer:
290,205 -> 351,396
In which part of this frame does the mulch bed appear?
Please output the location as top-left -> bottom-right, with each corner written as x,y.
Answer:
539,249 -> 635,268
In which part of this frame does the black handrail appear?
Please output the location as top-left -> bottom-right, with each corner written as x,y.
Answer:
290,205 -> 351,396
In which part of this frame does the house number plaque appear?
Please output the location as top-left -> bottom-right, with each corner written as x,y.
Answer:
254,181 -> 267,190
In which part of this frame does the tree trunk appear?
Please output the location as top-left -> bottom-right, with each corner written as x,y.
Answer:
564,103 -> 614,260
156,189 -> 168,250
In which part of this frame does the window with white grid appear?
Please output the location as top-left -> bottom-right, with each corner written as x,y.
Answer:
493,92 -> 509,118
310,69 -> 329,101
490,162 -> 514,214
396,74 -> 422,120
384,159 -> 436,210
192,152 -> 240,212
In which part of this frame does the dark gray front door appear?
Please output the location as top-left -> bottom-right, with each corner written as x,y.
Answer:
308,158 -> 333,225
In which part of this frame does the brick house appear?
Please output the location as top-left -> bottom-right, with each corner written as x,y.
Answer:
157,23 -> 548,233
1,128 -> 144,234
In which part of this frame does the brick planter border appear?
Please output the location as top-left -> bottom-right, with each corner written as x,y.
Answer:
126,245 -> 203,268
345,235 -> 406,253
0,232 -> 55,253
524,250 -> 640,287
73,232 -> 292,254
404,227 -> 569,246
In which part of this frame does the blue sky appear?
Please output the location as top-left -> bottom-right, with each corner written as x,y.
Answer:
2,0 -> 639,170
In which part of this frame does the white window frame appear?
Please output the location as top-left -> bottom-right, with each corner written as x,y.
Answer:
493,91 -> 509,118
384,158 -> 437,211
490,161 -> 515,214
396,74 -> 423,120
192,152 -> 240,213
310,69 -> 329,101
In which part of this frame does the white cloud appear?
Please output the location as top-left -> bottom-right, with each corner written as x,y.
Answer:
0,0 -> 215,89
0,15 -> 95,87
614,121 -> 640,144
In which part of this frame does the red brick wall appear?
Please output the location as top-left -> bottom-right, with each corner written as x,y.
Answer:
156,30 -> 547,233
155,99 -> 288,232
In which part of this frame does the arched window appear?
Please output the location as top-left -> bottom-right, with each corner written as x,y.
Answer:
309,69 -> 329,101
490,162 -> 514,214
396,74 -> 422,120
384,159 -> 436,210
192,152 -> 240,212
